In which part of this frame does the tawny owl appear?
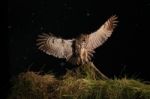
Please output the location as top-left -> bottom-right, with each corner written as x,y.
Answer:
36,15 -> 118,65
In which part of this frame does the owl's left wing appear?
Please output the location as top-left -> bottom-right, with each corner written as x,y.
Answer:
86,15 -> 118,50
36,33 -> 73,59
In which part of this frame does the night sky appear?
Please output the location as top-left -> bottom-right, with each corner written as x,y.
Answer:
8,0 -> 150,80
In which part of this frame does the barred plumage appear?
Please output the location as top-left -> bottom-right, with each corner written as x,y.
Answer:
36,15 -> 118,65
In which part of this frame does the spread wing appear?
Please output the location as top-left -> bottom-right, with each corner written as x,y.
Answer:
86,15 -> 118,50
36,33 -> 73,59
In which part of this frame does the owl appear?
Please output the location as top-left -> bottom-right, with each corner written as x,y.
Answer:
36,15 -> 118,65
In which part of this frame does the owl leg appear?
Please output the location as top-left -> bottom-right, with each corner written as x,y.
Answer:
80,57 -> 83,64
77,57 -> 81,65
85,52 -> 89,63
82,50 -> 88,64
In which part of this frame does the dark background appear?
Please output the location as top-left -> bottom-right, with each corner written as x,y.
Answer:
8,0 -> 150,81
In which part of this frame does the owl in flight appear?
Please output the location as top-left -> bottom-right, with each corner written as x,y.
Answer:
36,15 -> 118,65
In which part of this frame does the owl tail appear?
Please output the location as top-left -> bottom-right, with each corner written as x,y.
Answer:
68,55 -> 81,65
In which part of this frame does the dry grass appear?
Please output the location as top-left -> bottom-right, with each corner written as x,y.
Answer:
8,64 -> 150,99
8,72 -> 60,99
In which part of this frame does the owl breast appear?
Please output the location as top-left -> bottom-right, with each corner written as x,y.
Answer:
68,39 -> 92,65
80,48 -> 88,64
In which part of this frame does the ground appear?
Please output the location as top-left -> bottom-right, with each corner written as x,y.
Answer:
8,63 -> 150,99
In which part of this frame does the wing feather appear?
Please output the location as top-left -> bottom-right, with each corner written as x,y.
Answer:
36,33 -> 73,59
86,15 -> 118,50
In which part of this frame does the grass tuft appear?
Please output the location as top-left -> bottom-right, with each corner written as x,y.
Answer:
8,64 -> 150,99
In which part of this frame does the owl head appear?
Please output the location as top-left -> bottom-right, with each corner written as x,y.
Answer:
75,34 -> 88,48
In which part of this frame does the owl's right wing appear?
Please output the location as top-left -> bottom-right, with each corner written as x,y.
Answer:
86,15 -> 118,50
36,33 -> 73,60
